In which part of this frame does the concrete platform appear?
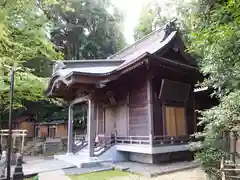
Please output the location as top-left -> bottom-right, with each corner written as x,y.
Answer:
54,154 -> 106,168
2,158 -> 75,179
39,170 -> 70,180
63,165 -> 113,176
23,159 -> 75,176
105,161 -> 199,177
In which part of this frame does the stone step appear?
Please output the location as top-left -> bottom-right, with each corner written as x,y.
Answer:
63,164 -> 113,176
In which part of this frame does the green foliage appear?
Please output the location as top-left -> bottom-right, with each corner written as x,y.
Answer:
0,0 -> 125,123
134,2 -> 168,40
0,0 -> 63,115
133,0 -> 199,41
189,0 -> 240,179
47,0 -> 126,59
134,3 -> 158,40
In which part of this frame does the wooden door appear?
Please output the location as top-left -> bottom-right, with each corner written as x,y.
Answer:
104,107 -> 115,136
97,105 -> 104,134
175,107 -> 186,135
115,105 -> 127,136
49,128 -> 56,138
165,106 -> 177,136
165,106 -> 186,136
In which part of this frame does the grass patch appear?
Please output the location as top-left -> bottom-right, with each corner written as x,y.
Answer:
69,170 -> 132,180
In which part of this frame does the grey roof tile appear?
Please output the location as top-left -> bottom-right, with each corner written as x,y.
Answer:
49,21 -> 182,81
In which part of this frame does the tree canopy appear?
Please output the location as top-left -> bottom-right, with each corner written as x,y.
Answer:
133,0 -> 199,41
0,0 -> 125,122
0,0 -> 62,114
134,0 -> 240,179
133,2 -> 167,41
46,0 -> 126,59
189,0 -> 240,178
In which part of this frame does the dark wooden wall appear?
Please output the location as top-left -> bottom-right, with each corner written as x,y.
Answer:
129,77 -> 148,136
186,89 -> 196,134
153,78 -> 164,136
95,63 -> 197,137
97,104 -> 104,134
95,67 -> 149,136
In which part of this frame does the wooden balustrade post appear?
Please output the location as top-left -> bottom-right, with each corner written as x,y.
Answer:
149,133 -> 153,146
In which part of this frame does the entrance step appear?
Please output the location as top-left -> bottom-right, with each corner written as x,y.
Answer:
54,154 -> 105,168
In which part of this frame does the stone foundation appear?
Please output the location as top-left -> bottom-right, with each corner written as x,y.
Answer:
129,152 -> 154,164
43,139 -> 61,154
126,151 -> 194,164
153,151 -> 194,164
60,137 -> 68,152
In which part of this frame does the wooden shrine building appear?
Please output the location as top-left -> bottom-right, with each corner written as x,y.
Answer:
45,21 -> 201,163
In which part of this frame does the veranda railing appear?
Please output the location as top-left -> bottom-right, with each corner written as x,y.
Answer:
115,134 -> 195,146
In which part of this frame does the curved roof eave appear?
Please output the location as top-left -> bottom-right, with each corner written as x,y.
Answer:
44,53 -> 150,97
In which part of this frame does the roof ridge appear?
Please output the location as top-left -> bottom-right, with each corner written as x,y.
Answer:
54,59 -> 124,63
107,21 -> 173,59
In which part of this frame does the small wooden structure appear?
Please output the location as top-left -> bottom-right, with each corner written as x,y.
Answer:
1,116 -> 35,138
45,21 -> 201,163
0,130 -> 27,153
35,120 -> 67,138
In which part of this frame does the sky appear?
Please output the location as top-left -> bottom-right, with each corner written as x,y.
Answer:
110,0 -> 148,44
110,0 -> 197,44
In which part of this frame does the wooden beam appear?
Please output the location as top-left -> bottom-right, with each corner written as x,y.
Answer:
70,95 -> 90,106
106,91 -> 116,105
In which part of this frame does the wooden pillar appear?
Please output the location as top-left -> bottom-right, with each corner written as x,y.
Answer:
192,90 -> 197,133
13,135 -> 16,148
1,130 -> 3,145
67,105 -> 73,155
230,131 -> 237,164
126,92 -> 130,136
21,132 -> 25,154
87,98 -> 95,157
147,75 -> 154,145
95,104 -> 99,135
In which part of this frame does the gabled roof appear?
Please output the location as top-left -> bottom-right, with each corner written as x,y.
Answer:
45,21 -> 198,97
51,21 -> 186,78
108,23 -> 174,60
52,59 -> 124,77
12,116 -> 30,123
